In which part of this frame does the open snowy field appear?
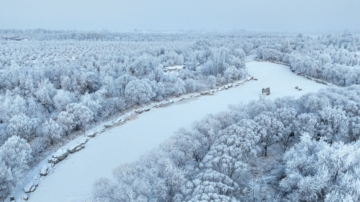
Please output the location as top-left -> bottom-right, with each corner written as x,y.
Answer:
16,61 -> 330,202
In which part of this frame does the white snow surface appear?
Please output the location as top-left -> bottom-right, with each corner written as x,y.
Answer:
245,54 -> 257,62
13,60 -> 330,202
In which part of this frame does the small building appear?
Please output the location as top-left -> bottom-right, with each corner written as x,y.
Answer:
262,87 -> 270,95
163,65 -> 185,73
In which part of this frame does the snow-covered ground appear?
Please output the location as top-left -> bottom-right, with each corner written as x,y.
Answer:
245,54 -> 257,62
13,60 -> 330,202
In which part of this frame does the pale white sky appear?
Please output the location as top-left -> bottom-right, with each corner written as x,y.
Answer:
0,0 -> 359,32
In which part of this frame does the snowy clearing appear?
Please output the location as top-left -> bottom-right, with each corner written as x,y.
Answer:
14,61 -> 329,202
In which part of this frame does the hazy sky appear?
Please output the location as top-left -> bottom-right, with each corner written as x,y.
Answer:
1,0 -> 359,32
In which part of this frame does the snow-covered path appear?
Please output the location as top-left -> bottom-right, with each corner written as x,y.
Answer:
22,61 -> 329,202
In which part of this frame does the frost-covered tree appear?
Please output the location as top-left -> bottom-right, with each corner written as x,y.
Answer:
224,66 -> 241,82
102,75 -> 118,97
184,79 -> 197,93
0,136 -> 32,184
34,79 -> 56,112
164,78 -> 186,97
254,112 -> 284,156
0,94 -> 27,123
317,107 -> 348,143
187,170 -> 239,202
53,90 -> 76,111
92,178 -> 116,202
275,107 -> 297,151
0,159 -> 13,202
348,116 -> 360,142
280,133 -> 360,202
30,136 -> 50,156
42,119 -> 63,145
6,114 -> 37,140
161,128 -> 205,168
130,54 -> 160,78
207,75 -> 217,89
60,75 -> 72,92
294,113 -> 318,138
65,103 -> 94,134
115,74 -> 136,97
246,99 -> 275,119
81,92 -> 102,120
200,120 -> 260,188
57,111 -> 75,134
93,154 -> 184,202
124,79 -> 155,105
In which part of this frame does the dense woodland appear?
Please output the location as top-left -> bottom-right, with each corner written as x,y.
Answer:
257,31 -> 360,86
92,86 -> 360,202
0,30 -> 360,201
0,31 -> 251,200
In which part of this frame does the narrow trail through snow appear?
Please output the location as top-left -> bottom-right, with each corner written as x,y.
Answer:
20,61 -> 329,202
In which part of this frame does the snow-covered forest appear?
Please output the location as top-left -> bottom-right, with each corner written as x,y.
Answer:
0,31 -> 251,200
257,31 -> 360,86
92,85 -> 360,201
1,30 -> 360,201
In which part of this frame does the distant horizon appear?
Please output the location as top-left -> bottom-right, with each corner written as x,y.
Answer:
1,0 -> 359,33
0,28 -> 356,35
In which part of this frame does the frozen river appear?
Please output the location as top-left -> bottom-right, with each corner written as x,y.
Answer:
20,61 -> 329,202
